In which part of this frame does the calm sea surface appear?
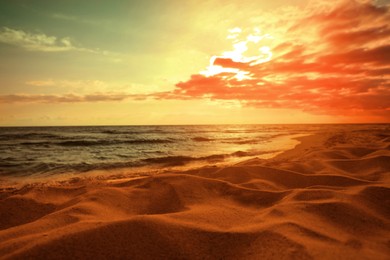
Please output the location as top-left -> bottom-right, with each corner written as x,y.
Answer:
0,124 -> 387,182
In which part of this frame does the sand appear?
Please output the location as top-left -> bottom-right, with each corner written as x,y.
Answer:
0,129 -> 389,259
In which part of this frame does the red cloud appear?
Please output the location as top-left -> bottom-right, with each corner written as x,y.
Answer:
163,0 -> 390,120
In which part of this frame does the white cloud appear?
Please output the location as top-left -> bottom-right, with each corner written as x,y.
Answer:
25,79 -> 161,95
0,27 -> 79,52
0,27 -> 106,55
0,27 -> 124,62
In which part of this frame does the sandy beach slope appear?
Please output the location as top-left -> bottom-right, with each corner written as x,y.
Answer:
0,129 -> 389,259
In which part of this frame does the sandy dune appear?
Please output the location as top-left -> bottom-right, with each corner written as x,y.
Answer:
0,129 -> 389,259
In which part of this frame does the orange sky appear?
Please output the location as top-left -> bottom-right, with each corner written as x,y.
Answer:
0,0 -> 389,125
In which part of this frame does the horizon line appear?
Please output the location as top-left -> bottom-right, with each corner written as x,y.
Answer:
0,122 -> 389,128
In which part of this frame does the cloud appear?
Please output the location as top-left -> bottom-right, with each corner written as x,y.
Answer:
50,13 -> 106,26
160,0 -> 390,120
25,79 -> 161,95
0,27 -> 107,54
25,80 -> 56,87
2,1 -> 388,121
25,79 -> 108,92
0,93 -> 147,103
0,27 -> 78,52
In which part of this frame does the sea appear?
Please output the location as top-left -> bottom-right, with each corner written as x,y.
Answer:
0,124 -> 387,184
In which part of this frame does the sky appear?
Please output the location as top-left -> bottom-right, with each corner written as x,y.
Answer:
0,0 -> 389,126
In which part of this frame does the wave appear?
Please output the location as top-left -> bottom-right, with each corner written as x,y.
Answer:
0,133 -> 60,140
16,138 -> 176,147
101,130 -> 140,135
232,151 -> 256,157
0,149 -> 281,177
192,137 -> 214,142
143,154 -> 227,166
143,156 -> 195,166
192,136 -> 267,144
0,162 -> 20,168
141,150 -> 278,166
223,139 -> 264,145
20,141 -> 52,146
123,139 -> 174,144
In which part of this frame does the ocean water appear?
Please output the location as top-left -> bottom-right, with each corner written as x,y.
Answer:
0,124 -> 386,182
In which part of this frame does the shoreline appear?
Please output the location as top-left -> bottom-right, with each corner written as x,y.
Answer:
0,132 -> 309,189
0,128 -> 389,259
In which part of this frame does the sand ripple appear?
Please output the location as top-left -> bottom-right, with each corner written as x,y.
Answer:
0,129 -> 389,259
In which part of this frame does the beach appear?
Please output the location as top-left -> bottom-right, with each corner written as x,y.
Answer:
0,126 -> 389,259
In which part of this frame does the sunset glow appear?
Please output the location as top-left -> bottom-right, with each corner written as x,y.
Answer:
0,0 -> 389,125
200,27 -> 273,80
0,2 -> 389,257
